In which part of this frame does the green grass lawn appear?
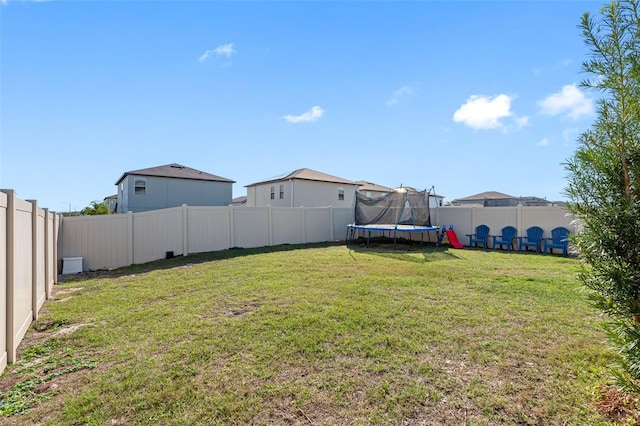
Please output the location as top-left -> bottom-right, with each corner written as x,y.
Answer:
0,243 -> 625,425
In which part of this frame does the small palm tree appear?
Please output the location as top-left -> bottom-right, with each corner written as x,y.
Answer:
81,200 -> 110,215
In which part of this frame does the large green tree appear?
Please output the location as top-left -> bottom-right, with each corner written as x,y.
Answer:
565,0 -> 640,391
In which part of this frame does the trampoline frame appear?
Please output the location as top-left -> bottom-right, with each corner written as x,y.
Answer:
346,224 -> 441,246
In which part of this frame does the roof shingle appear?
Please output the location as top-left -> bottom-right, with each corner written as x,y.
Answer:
245,168 -> 356,187
115,163 -> 235,185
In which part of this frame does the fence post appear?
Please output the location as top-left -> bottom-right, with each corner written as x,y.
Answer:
0,191 -> 6,373
329,206 -> 334,241
182,204 -> 189,257
268,206 -> 273,246
2,189 -> 16,364
471,207 -> 477,233
28,200 -> 39,321
228,205 -> 235,248
517,205 -> 523,238
43,209 -> 51,300
53,213 -> 59,283
301,207 -> 306,244
127,211 -> 134,266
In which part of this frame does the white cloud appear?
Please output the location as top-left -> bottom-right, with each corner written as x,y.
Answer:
537,137 -> 550,147
510,116 -> 530,132
538,84 -> 593,119
213,43 -> 234,57
559,58 -> 572,67
283,106 -> 325,123
198,43 -> 234,62
452,94 -> 514,130
387,85 -> 415,107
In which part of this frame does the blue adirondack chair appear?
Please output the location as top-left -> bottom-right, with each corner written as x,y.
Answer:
466,224 -> 490,249
491,226 -> 517,251
543,226 -> 570,256
518,226 -> 544,253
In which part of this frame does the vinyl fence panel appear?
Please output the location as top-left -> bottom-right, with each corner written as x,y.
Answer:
305,208 -> 332,243
333,207 -> 354,241
232,207 -> 270,248
187,207 -> 232,254
9,195 -> 34,364
60,214 -> 130,271
474,207 -> 519,239
521,207 -> 576,238
133,207 -> 183,264
271,207 -> 304,246
435,207 -> 474,242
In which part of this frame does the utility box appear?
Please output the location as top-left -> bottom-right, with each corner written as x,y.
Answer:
62,257 -> 83,274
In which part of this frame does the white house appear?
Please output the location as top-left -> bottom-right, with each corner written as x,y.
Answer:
357,181 -> 444,208
356,181 -> 393,198
245,168 -> 358,208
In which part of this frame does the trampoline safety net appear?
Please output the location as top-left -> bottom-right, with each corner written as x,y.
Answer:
355,188 -> 431,227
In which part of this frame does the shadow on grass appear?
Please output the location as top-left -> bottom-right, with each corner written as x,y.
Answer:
347,238 -> 466,263
58,241 -> 347,283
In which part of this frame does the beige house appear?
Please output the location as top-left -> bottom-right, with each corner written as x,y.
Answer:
357,181 -> 445,208
356,181 -> 393,198
245,168 -> 358,208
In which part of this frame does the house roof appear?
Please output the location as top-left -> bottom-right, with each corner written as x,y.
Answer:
245,168 -> 356,187
115,163 -> 235,185
451,191 -> 515,202
231,196 -> 247,206
356,181 -> 393,193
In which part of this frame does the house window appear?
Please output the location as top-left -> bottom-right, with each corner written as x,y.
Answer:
134,178 -> 146,196
338,187 -> 345,201
279,184 -> 284,199
366,191 -> 372,198
270,186 -> 275,200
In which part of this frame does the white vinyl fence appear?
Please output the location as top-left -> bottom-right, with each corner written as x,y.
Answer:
345,206 -> 576,247
60,205 -> 355,272
0,190 -> 61,374
60,204 -> 577,273
431,205 -> 577,245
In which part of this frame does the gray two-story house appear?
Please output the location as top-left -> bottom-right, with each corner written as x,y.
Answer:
115,163 -> 235,213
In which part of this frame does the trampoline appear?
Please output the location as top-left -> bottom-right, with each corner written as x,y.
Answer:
347,187 -> 440,246
346,223 -> 440,246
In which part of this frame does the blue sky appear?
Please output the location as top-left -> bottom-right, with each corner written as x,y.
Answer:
1,0 -> 602,212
